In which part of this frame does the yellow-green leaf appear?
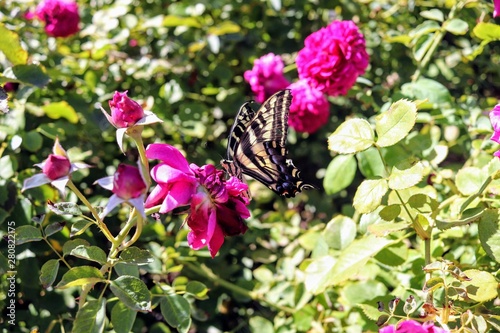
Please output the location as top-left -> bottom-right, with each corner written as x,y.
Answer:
388,161 -> 425,190
462,269 -> 498,303
375,99 -> 417,147
353,179 -> 389,214
0,23 -> 28,65
42,101 -> 79,124
328,118 -> 375,154
56,266 -> 105,289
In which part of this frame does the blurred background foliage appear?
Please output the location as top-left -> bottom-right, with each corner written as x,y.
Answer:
1,0 -> 500,332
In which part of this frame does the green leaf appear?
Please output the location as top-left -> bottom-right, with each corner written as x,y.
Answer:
160,294 -> 192,333
56,266 -> 105,289
111,301 -> 137,333
445,18 -> 468,35
63,239 -> 90,256
21,131 -> 44,152
462,269 -> 498,302
413,33 -> 434,62
420,9 -> 444,22
374,242 -> 408,266
2,65 -> 50,88
72,298 -> 106,333
379,204 -> 401,221
375,99 -> 417,147
70,245 -> 107,265
42,101 -> 79,124
0,23 -> 28,65
47,201 -> 83,216
70,220 -> 93,237
408,193 -> 439,213
408,20 -> 440,38
207,21 -> 241,36
328,118 -> 375,154
304,255 -> 336,294
186,281 -> 208,299
39,259 -> 60,288
119,247 -> 154,265
162,15 -> 201,28
0,155 -> 16,179
368,221 -> 410,236
353,179 -> 389,214
478,209 -> 500,263
328,235 -> 392,286
357,147 -> 386,178
401,78 -> 452,105
323,154 -> 357,195
44,221 -> 66,237
455,167 -> 488,196
110,276 -> 151,311
387,162 -> 425,190
473,22 -> 500,41
323,215 -> 356,250
15,225 -> 43,245
249,316 -> 274,333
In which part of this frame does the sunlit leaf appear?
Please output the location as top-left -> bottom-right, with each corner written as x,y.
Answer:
62,239 -> 90,256
56,266 -> 105,289
15,225 -> 43,245
160,294 -> 191,333
375,99 -> 417,147
119,247 -> 154,265
42,101 -> 79,124
110,276 -> 151,311
445,18 -> 468,35
111,301 -> 137,333
323,215 -> 356,250
387,161 -> 425,190
39,259 -> 60,288
328,118 -> 375,154
70,245 -> 107,265
473,22 -> 500,41
462,270 -> 498,303
478,209 -> 500,263
353,179 -> 389,214
0,23 -> 28,65
455,167 -> 487,196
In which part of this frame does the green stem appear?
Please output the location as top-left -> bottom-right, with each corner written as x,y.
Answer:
129,130 -> 151,188
412,2 -> 461,82
181,261 -> 296,314
66,180 -> 114,243
43,237 -> 72,269
109,208 -> 140,258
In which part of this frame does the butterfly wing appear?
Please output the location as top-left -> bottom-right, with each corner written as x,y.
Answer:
222,89 -> 315,198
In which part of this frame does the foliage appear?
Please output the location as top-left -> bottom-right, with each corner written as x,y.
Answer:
1,0 -> 500,332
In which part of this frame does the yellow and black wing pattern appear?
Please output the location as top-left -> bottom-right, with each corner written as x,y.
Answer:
222,89 -> 315,198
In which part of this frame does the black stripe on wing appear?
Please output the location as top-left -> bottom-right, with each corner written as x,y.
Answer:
222,89 -> 315,197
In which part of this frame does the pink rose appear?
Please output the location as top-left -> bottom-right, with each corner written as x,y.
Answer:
42,154 -> 71,180
380,320 -> 448,333
244,53 -> 291,103
288,80 -> 330,133
109,91 -> 145,128
296,20 -> 369,96
494,0 -> 500,17
35,0 -> 80,38
489,104 -> 500,157
112,164 -> 147,200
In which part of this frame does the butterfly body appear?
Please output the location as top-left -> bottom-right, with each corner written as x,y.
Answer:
221,89 -> 315,198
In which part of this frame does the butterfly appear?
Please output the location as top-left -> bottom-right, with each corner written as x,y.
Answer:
221,89 -> 315,197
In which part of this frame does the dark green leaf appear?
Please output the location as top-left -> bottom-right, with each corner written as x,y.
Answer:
185,281 -> 208,299
63,239 -> 90,256
160,294 -> 191,332
119,247 -> 154,265
72,298 -> 106,333
47,201 -> 83,216
110,276 -> 151,311
111,301 -> 137,333
323,154 -> 357,195
2,65 -> 50,88
56,266 -> 105,289
70,245 -> 107,265
70,220 -> 93,237
21,130 -> 44,152
379,205 -> 401,221
15,225 -> 43,245
39,259 -> 60,288
44,221 -> 66,237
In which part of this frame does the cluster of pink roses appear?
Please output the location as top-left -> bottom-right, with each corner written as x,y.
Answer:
244,20 -> 370,134
28,0 -> 80,38
23,91 -> 250,258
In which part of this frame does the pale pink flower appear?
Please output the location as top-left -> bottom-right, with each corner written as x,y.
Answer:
288,80 -> 330,133
244,53 -> 291,103
35,0 -> 80,38
296,20 -> 369,96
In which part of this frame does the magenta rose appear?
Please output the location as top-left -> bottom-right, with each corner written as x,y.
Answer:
288,80 -> 330,133
489,104 -> 500,157
42,154 -> 71,180
380,320 -> 448,333
109,91 -> 145,128
35,0 -> 80,38
112,164 -> 147,200
244,53 -> 291,103
296,20 -> 369,96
